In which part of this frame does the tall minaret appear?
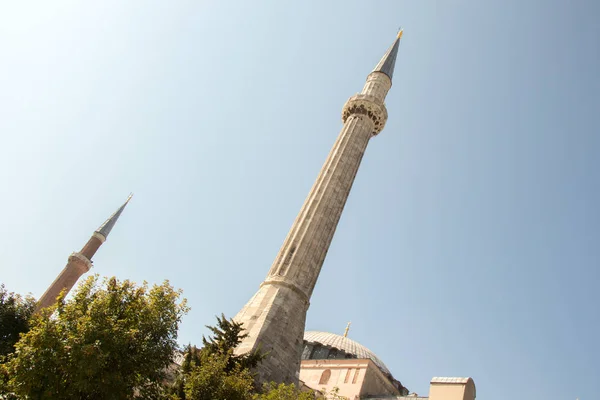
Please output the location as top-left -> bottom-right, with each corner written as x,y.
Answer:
234,32 -> 403,384
36,194 -> 133,311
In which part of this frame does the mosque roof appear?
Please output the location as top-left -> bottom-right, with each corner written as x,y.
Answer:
303,331 -> 391,376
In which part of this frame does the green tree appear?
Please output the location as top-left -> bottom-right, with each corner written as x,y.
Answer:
183,351 -> 255,400
2,275 -> 188,399
169,314 -> 265,400
0,284 -> 36,358
170,314 -> 319,400
324,387 -> 348,400
201,313 -> 264,372
254,382 -> 315,400
176,346 -> 316,400
170,344 -> 201,399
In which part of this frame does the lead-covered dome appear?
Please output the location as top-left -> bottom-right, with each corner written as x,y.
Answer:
302,331 -> 391,376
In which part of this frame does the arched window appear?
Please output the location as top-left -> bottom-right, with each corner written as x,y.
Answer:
319,369 -> 331,385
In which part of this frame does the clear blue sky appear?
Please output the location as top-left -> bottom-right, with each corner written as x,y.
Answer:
1,1 -> 599,398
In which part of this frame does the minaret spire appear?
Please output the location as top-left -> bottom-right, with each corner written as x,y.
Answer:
36,195 -> 133,312
372,28 -> 403,81
96,193 -> 133,240
233,32 -> 403,385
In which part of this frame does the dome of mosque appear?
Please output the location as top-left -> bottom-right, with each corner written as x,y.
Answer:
303,331 -> 391,376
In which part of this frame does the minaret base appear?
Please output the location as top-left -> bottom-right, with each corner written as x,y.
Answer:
234,282 -> 309,385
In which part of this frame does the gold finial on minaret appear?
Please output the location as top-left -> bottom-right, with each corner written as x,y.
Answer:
397,28 -> 404,40
343,321 -> 352,338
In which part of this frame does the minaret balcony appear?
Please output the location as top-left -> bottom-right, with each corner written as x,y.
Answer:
342,94 -> 388,135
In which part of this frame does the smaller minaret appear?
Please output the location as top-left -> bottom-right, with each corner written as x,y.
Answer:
36,194 -> 133,311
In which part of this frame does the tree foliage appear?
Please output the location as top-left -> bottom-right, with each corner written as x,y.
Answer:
201,313 -> 265,372
0,284 -> 36,358
183,352 -> 255,400
169,314 -> 265,400
170,344 -> 201,399
254,382 -> 315,400
1,283 -> 325,400
1,275 -> 188,399
168,314 -> 321,400
323,387 -> 348,400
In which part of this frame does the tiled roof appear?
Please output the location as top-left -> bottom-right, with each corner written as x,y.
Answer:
303,331 -> 390,375
431,377 -> 472,384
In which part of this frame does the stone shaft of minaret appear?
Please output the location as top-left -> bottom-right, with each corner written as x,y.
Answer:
234,32 -> 402,385
35,194 -> 132,312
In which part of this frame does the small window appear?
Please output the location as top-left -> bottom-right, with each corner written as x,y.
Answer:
319,369 -> 331,385
352,368 -> 360,384
344,368 -> 352,383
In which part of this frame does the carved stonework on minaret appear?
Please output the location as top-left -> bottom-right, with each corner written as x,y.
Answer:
233,32 -> 403,384
36,195 -> 132,312
342,94 -> 388,135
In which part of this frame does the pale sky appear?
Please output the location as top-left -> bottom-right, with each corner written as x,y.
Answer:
1,1 -> 599,399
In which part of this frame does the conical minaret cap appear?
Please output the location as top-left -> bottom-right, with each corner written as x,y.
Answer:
95,194 -> 133,239
372,29 -> 403,82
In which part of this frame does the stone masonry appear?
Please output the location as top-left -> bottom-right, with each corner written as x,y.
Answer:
233,33 -> 403,385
